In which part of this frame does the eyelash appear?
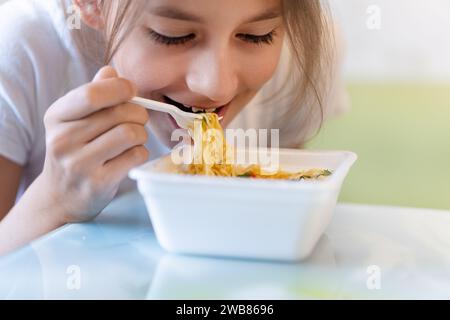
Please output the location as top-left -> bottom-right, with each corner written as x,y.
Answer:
148,30 -> 276,46
148,31 -> 196,46
236,31 -> 276,45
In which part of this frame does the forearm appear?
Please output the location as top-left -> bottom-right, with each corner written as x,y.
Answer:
0,175 -> 66,256
0,67 -> 147,256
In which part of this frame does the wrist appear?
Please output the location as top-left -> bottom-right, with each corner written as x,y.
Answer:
0,175 -> 67,256
27,173 -> 70,226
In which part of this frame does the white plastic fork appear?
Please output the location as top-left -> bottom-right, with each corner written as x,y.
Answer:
130,96 -> 203,129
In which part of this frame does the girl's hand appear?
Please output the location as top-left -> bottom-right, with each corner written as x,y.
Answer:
40,66 -> 149,223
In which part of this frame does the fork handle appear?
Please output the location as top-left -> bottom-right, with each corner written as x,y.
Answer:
130,97 -> 178,115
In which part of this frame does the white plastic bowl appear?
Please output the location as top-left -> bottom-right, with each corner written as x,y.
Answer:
129,149 -> 357,262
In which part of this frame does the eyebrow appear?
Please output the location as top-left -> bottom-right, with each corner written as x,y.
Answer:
247,8 -> 282,23
150,6 -> 203,22
149,6 -> 281,23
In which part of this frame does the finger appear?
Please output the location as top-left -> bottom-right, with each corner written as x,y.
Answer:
61,103 -> 150,143
83,123 -> 148,164
93,66 -> 118,82
51,77 -> 137,122
102,146 -> 149,184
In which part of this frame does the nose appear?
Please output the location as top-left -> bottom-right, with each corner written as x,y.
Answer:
185,46 -> 238,106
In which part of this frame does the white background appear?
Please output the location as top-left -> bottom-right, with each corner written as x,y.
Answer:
330,0 -> 450,81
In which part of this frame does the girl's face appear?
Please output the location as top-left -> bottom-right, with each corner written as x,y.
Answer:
112,0 -> 285,147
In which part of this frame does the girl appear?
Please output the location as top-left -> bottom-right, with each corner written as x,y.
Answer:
0,0 -> 347,255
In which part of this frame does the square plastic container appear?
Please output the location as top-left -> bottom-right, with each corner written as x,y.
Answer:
129,149 -> 357,262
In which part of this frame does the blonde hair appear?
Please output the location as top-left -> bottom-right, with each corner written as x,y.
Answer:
67,0 -> 335,148
278,1 -> 335,147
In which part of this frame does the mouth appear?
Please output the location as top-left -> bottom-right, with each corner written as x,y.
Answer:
162,96 -> 229,117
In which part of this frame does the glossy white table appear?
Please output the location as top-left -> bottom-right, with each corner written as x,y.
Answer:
1,192 -> 450,299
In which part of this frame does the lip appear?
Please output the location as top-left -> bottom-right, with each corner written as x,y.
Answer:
163,97 -> 231,130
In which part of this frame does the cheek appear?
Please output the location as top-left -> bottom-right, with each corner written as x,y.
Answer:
113,38 -> 180,95
241,50 -> 283,90
241,32 -> 285,89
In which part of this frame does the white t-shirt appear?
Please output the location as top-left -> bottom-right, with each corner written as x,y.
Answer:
0,0 -> 348,198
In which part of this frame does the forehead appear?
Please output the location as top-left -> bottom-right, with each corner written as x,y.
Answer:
145,0 -> 282,24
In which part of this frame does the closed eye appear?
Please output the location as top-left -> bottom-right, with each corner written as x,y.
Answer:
148,29 -> 277,46
236,30 -> 276,45
148,30 -> 196,46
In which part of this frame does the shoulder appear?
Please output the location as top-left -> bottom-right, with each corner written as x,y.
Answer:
0,0 -> 81,116
0,0 -> 73,161
0,0 -> 68,70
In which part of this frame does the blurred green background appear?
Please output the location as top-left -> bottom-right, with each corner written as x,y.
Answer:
306,83 -> 450,210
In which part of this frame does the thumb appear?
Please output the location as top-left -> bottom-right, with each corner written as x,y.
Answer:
93,66 -> 118,82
